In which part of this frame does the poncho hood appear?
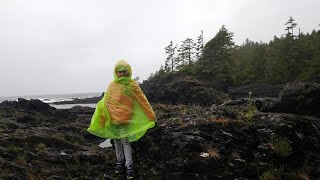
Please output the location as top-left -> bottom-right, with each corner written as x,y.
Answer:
114,60 -> 132,80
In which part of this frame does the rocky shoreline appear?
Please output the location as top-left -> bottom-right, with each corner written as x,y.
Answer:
0,82 -> 320,179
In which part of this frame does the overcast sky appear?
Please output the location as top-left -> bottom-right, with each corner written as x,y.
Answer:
0,0 -> 319,97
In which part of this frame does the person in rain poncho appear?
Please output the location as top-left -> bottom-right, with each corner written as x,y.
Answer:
87,60 -> 156,179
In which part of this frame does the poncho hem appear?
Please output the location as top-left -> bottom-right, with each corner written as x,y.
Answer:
87,121 -> 155,142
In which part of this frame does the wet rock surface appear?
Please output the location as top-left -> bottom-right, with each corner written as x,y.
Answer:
1,98 -> 320,179
273,82 -> 320,116
227,83 -> 284,98
224,82 -> 320,118
141,78 -> 231,106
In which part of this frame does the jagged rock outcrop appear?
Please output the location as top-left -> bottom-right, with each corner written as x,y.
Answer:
141,78 -> 231,106
273,82 -> 320,116
0,98 -> 55,115
0,99 -> 105,179
222,82 -> 320,117
248,82 -> 320,117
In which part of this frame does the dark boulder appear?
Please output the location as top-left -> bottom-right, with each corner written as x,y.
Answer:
267,82 -> 320,117
142,78 -> 231,106
0,100 -> 18,107
0,98 -> 56,115
17,98 -> 56,115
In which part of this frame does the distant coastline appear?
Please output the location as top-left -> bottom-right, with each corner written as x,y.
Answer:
0,92 -> 102,104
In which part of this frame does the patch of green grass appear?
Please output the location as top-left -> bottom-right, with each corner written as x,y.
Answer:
269,136 -> 292,158
36,143 -> 47,152
8,144 -> 23,153
241,92 -> 258,125
260,165 -> 285,180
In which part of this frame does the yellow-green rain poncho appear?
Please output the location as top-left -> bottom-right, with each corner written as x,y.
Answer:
87,60 -> 156,142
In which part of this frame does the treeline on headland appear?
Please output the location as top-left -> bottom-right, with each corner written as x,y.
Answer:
146,17 -> 320,88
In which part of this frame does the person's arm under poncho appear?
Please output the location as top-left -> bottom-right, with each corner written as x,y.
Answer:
131,82 -> 156,121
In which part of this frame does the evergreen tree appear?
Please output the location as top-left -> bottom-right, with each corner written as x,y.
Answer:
230,39 -> 259,85
195,30 -> 204,60
299,30 -> 320,82
199,25 -> 236,82
177,38 -> 197,68
158,65 -> 166,76
164,41 -> 178,72
285,16 -> 298,38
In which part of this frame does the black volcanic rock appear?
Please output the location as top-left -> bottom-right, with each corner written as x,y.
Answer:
264,82 -> 320,117
141,78 -> 231,106
1,99 -> 320,179
133,107 -> 320,179
224,82 -> 320,117
0,98 -> 56,115
52,93 -> 104,105
227,83 -> 284,98
278,82 -> 320,116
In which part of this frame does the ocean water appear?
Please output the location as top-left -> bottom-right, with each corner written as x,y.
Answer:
0,92 -> 100,109
50,103 -> 97,109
